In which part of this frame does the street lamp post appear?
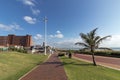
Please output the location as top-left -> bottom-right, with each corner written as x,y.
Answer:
44,16 -> 47,55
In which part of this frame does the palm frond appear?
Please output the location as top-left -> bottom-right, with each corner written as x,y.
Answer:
94,36 -> 100,41
90,28 -> 98,39
80,33 -> 91,45
96,35 -> 111,44
80,33 -> 87,40
75,42 -> 89,48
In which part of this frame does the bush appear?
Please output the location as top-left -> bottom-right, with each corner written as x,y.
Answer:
58,53 -> 65,57
17,49 -> 27,53
76,50 -> 120,58
8,47 -> 16,51
111,51 -> 120,58
95,51 -> 111,56
0,48 -> 3,51
8,46 -> 28,53
79,51 -> 91,54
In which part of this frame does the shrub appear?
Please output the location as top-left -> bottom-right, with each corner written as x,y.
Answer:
8,46 -> 28,54
58,53 -> 65,57
75,50 -> 120,58
95,51 -> 111,56
79,51 -> 91,54
111,51 -> 120,58
0,48 -> 3,51
8,47 -> 16,51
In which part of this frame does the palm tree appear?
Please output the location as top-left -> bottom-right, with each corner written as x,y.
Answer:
75,28 -> 111,66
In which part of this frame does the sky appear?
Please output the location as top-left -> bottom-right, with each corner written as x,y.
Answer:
0,0 -> 120,49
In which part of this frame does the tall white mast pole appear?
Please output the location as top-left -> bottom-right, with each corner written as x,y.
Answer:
44,16 -> 47,55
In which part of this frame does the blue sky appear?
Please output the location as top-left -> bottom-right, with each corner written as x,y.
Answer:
0,0 -> 120,48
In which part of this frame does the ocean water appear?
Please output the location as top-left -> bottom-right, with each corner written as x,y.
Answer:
111,48 -> 120,51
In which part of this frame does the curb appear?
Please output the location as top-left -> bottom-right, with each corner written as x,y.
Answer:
73,56 -> 120,71
18,54 -> 52,80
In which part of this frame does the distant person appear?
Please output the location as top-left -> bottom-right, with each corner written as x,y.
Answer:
68,52 -> 72,58
68,50 -> 72,58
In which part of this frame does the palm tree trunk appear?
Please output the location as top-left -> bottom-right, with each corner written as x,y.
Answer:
91,46 -> 97,66
92,52 -> 97,66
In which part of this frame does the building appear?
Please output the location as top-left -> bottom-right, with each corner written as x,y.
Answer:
0,34 -> 32,47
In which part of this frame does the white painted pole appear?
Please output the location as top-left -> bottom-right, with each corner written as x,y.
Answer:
44,16 -> 47,55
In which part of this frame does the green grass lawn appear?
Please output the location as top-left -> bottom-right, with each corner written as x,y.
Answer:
60,57 -> 120,80
0,51 -> 48,80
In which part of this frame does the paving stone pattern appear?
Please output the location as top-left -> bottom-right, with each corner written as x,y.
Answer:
20,54 -> 68,80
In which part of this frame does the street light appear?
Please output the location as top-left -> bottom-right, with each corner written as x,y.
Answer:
44,16 -> 47,55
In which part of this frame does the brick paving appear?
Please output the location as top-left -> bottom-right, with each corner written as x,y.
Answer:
20,54 -> 68,80
74,54 -> 120,70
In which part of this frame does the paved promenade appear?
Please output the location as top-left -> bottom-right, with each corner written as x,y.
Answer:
74,54 -> 120,70
20,53 -> 68,80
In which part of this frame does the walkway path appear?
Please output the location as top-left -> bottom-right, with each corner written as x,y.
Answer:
20,54 -> 68,80
74,54 -> 120,70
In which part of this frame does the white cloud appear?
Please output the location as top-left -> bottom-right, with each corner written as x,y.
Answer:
22,0 -> 35,6
33,34 -> 44,45
19,0 -> 40,15
0,23 -> 23,31
55,33 -> 64,38
34,34 -> 42,40
23,16 -> 36,24
48,38 -> 81,49
56,30 -> 61,34
31,7 -> 40,15
48,35 -> 120,49
100,35 -> 120,47
49,30 -> 64,38
49,35 -> 54,38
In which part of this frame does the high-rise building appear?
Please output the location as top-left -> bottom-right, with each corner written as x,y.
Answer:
0,34 -> 32,47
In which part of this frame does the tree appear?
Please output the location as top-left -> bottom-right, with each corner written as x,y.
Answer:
75,28 -> 111,66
